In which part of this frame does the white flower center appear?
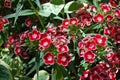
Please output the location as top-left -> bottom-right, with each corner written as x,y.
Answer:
32,33 -> 37,38
65,22 -> 69,25
61,56 -> 66,61
87,55 -> 92,59
98,17 -> 102,21
61,47 -> 65,51
47,56 -> 52,61
43,42 -> 48,46
72,20 -> 76,24
98,39 -> 102,43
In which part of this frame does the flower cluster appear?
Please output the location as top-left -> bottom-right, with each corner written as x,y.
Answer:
80,52 -> 120,80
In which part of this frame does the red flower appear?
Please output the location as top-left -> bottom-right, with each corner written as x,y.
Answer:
8,35 -> 15,44
93,14 -> 104,23
62,19 -> 69,27
84,51 -> 95,63
104,27 -> 110,35
4,0 -> 12,8
105,15 -> 114,22
100,3 -> 110,13
25,18 -> 32,27
82,36 -> 91,43
0,23 -> 4,31
57,52 -> 71,66
85,40 -> 96,51
83,70 -> 89,78
78,42 -> 83,49
2,18 -> 9,25
93,34 -> 107,47
28,26 -> 41,41
39,37 -> 51,49
14,47 -> 21,55
69,17 -> 78,26
57,45 -> 69,53
43,52 -> 54,65
115,9 -> 120,19
4,42 -> 10,49
109,0 -> 119,7
115,26 -> 120,33
90,74 -> 101,80
20,31 -> 28,40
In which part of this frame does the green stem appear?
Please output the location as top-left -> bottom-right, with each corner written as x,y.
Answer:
28,0 -> 45,29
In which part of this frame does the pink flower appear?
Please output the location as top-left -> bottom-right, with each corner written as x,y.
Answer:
93,14 -> 104,23
105,15 -> 114,22
84,51 -> 95,63
57,52 -> 71,66
43,52 -> 54,65
115,9 -> 120,19
4,0 -> 12,8
28,26 -> 41,41
100,3 -> 110,13
20,31 -> 28,40
93,34 -> 107,47
81,15 -> 92,26
69,17 -> 78,26
57,45 -> 69,53
85,40 -> 96,51
25,18 -> 32,27
39,37 -> 51,49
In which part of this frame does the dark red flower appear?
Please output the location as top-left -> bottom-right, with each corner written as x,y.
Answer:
57,52 -> 71,66
28,26 -> 41,41
83,70 -> 90,78
82,36 -> 91,43
84,51 -> 95,63
105,15 -> 114,22
90,74 -> 101,80
93,14 -> 104,23
0,23 -> 4,31
4,42 -> 10,49
69,17 -> 78,26
43,52 -> 54,65
93,34 -> 107,47
4,0 -> 12,8
115,33 -> 120,43
109,0 -> 119,7
39,37 -> 51,49
25,18 -> 32,27
77,9 -> 92,28
57,45 -> 69,53
20,51 -> 30,59
85,40 -> 97,51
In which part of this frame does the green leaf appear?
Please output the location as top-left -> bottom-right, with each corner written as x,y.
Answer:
4,9 -> 34,19
50,0 -> 65,5
0,60 -> 12,80
64,1 -> 74,13
0,39 -> 3,46
68,1 -> 83,11
14,0 -> 24,25
39,3 -> 64,17
52,65 -> 64,80
33,70 -> 50,80
33,0 -> 42,9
